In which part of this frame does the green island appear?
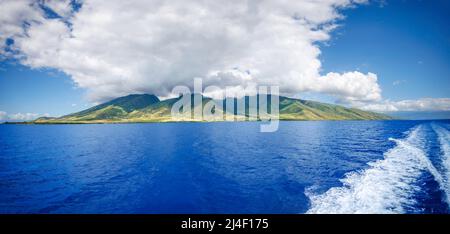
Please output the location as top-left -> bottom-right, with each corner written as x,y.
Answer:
20,94 -> 392,124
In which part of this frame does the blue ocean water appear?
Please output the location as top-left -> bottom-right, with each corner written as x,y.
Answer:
0,120 -> 449,214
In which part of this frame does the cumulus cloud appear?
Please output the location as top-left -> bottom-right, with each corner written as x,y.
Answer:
3,0 -> 445,113
0,111 -> 49,122
357,98 -> 450,112
1,0 -> 384,103
0,0 -> 43,55
318,72 -> 381,102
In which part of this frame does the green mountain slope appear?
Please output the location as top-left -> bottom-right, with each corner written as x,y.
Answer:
278,97 -> 389,120
34,93 -> 392,123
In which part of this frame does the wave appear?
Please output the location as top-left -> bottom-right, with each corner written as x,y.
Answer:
306,125 -> 443,214
432,124 -> 450,206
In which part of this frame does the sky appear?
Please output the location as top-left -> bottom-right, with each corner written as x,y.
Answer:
0,0 -> 449,121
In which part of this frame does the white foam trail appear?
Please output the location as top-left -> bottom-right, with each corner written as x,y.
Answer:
306,125 -> 441,214
432,124 -> 450,206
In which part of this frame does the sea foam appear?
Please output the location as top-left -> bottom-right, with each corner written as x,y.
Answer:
306,125 -> 442,214
432,124 -> 450,206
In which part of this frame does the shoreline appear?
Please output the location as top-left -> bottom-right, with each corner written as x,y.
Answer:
1,119 -> 416,125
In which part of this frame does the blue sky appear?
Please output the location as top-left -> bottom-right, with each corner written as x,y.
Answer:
320,0 -> 450,100
0,0 -> 449,120
0,63 -> 89,116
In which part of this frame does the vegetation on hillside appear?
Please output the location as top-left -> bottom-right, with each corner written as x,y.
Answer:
33,94 -> 392,123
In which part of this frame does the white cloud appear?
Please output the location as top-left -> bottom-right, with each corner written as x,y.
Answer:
8,112 -> 41,121
3,0 -> 445,114
319,71 -> 381,102
0,111 -> 7,121
1,0 -> 384,103
0,0 -> 43,55
357,98 -> 450,112
42,0 -> 74,18
0,111 -> 49,122
392,79 -> 406,86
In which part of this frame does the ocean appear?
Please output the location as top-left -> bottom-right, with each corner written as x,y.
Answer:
0,120 -> 449,214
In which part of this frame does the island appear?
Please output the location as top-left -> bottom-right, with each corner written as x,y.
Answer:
22,94 -> 392,124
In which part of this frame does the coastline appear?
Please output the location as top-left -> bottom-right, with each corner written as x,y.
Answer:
2,118 -> 400,125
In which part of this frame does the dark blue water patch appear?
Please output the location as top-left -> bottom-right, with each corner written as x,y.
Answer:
410,122 -> 450,213
0,120 -> 449,213
410,171 -> 449,214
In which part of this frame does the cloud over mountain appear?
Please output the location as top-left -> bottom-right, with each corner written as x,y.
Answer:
1,0 -> 448,112
1,0 -> 382,102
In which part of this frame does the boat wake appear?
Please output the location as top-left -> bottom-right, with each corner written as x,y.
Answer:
432,124 -> 450,206
306,125 -> 446,214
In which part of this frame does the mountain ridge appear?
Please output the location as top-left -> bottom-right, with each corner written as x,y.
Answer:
33,93 -> 392,123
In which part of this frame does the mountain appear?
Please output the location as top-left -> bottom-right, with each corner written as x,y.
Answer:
33,94 -> 392,123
